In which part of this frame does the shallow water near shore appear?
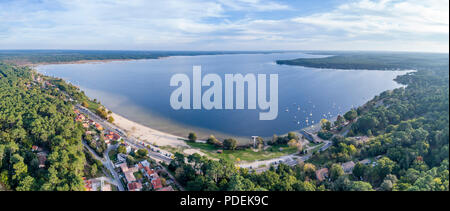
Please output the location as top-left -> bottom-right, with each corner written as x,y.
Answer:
37,52 -> 409,143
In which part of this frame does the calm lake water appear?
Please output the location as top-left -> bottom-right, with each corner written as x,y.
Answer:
37,53 -> 408,142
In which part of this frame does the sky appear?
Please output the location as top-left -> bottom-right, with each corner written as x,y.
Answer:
0,0 -> 448,52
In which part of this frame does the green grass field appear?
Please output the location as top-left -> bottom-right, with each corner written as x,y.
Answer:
185,142 -> 298,163
87,100 -> 101,112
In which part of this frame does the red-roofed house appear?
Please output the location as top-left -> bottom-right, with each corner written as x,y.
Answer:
124,172 -> 136,183
95,123 -> 103,131
119,163 -> 129,172
83,177 -> 92,191
120,163 -> 139,184
104,131 -> 121,142
315,168 -> 329,182
143,166 -> 156,179
32,145 -> 39,152
151,178 -> 163,190
75,114 -> 86,122
127,182 -> 143,191
157,186 -> 174,191
82,123 -> 89,128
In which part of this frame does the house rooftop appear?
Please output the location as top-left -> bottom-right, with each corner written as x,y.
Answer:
157,186 -> 174,191
315,168 -> 329,181
119,163 -> 128,172
37,152 -> 47,168
124,172 -> 136,183
127,181 -> 142,191
359,159 -> 371,165
342,161 -> 356,173
151,178 -> 163,190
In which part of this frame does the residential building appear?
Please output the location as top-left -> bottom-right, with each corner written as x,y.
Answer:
315,168 -> 329,182
120,163 -> 138,184
127,181 -> 143,191
359,159 -> 371,165
117,153 -> 127,163
342,161 -> 356,174
31,145 -> 39,152
140,160 -> 150,168
95,123 -> 103,131
143,166 -> 156,179
75,114 -> 86,122
157,186 -> 174,191
124,172 -> 136,183
151,178 -> 163,190
37,152 -> 47,168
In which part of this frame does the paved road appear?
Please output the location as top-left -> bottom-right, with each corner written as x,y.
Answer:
239,140 -> 332,172
104,144 -> 125,191
82,141 -> 125,191
160,166 -> 185,191
77,104 -> 175,190
76,103 -> 335,183
75,104 -> 173,164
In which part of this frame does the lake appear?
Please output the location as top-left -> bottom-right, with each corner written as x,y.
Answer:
37,52 -> 409,142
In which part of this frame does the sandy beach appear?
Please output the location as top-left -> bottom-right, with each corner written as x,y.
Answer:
111,112 -> 189,148
111,112 -> 211,156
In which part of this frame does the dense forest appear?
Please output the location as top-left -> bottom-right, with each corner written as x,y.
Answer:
0,50 -> 279,65
277,52 -> 448,71
0,51 -> 448,191
169,52 -> 449,191
0,63 -> 87,190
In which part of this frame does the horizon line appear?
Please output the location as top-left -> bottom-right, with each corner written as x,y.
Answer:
0,49 -> 448,54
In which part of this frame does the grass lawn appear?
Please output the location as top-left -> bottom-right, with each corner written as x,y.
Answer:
134,171 -> 144,180
108,149 -> 118,163
186,142 -> 298,163
110,184 -> 118,191
307,142 -> 322,147
311,143 -> 325,154
87,100 -> 101,112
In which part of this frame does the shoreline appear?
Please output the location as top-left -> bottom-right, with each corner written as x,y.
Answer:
16,51 -> 287,68
30,56 -> 407,151
30,62 -> 190,148
110,112 -> 189,148
23,57 -> 166,68
110,112 -> 211,157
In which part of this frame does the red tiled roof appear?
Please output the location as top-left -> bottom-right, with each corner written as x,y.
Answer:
119,163 -> 128,172
127,182 -> 142,191
124,172 -> 136,183
104,131 -> 120,141
315,168 -> 328,181
151,178 -> 163,190
144,166 -> 155,176
157,186 -> 174,191
95,123 -> 103,130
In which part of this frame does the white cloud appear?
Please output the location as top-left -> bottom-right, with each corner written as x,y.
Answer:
218,0 -> 291,11
293,0 -> 449,35
0,0 -> 447,52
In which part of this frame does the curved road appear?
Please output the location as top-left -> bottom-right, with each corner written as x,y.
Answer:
83,141 -> 124,191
